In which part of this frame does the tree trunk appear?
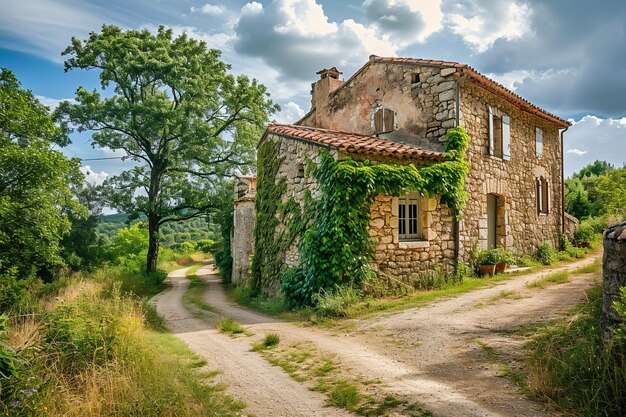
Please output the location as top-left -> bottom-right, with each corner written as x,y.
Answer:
147,213 -> 160,273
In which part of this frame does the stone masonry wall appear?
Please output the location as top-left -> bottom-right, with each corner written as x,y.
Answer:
368,193 -> 455,285
458,81 -> 563,259
313,61 -> 459,150
231,176 -> 256,286
602,221 -> 626,337
268,133 -> 334,272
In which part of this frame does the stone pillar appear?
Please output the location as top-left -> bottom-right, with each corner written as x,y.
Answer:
601,221 -> 626,337
231,176 -> 256,286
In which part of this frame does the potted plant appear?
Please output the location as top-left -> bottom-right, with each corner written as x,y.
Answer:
495,247 -> 512,273
477,249 -> 500,276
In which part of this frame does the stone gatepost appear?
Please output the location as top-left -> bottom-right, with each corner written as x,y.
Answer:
602,221 -> 626,337
231,176 -> 256,286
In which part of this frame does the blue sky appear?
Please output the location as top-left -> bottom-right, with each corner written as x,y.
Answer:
1,0 -> 625,182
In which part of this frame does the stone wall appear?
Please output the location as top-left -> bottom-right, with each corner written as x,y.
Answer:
368,194 -> 455,285
564,212 -> 580,241
602,221 -> 626,337
311,60 -> 459,151
231,176 -> 256,286
458,81 -> 564,258
266,133 -> 332,271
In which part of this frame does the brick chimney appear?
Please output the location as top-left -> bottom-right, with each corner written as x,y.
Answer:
311,67 -> 343,127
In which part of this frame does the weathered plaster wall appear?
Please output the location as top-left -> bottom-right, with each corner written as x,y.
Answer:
312,61 -> 458,151
231,176 -> 256,286
458,81 -> 564,258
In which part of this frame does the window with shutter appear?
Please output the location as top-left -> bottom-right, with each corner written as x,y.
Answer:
537,178 -> 543,214
373,107 -> 396,134
488,106 -> 494,155
537,176 -> 550,215
487,106 -> 509,160
398,193 -> 421,240
502,115 -> 510,160
543,177 -> 550,214
535,127 -> 543,157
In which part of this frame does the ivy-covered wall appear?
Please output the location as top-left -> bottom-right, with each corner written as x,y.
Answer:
251,127 -> 470,307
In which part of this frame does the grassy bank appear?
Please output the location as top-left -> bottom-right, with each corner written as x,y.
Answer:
0,266 -> 243,416
527,284 -> 626,417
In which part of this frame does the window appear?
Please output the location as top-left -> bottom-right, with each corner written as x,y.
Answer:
536,176 -> 550,214
398,193 -> 421,240
488,106 -> 510,160
374,107 -> 396,134
535,127 -> 543,157
296,163 -> 305,178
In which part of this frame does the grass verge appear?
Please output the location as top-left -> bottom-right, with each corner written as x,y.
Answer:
526,271 -> 569,289
182,265 -> 216,320
2,271 -> 244,417
526,285 -> 626,417
257,341 -> 432,416
217,317 -> 248,336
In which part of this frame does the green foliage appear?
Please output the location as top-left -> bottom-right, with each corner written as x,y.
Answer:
277,127 -> 470,307
476,249 -> 501,265
0,314 -> 20,380
528,286 -> 626,417
328,381 -> 361,409
196,239 -> 216,253
212,181 -> 235,283
0,68 -> 84,285
573,160 -> 614,179
312,286 -> 362,318
57,25 -> 278,272
565,161 -> 625,220
536,242 -> 557,265
217,318 -> 244,335
251,333 -> 280,352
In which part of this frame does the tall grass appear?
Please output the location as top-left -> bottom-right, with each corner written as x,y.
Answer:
528,285 -> 626,417
0,268 -> 243,416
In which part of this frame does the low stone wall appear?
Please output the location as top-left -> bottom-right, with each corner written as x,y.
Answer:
602,221 -> 626,337
564,212 -> 579,241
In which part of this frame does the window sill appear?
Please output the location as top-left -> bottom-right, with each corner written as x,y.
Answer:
399,240 -> 430,249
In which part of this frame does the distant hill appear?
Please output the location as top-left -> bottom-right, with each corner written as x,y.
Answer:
97,214 -> 216,247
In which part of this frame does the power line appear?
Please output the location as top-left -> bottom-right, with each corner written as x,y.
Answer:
81,157 -> 125,161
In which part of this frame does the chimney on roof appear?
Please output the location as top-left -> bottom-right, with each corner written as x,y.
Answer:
311,67 -> 344,127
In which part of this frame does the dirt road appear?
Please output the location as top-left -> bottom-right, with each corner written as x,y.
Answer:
154,256 -> 599,417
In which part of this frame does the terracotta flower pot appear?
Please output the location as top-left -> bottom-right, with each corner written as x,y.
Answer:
495,262 -> 507,273
479,264 -> 496,276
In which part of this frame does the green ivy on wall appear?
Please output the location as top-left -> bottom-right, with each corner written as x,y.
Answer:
280,127 -> 470,307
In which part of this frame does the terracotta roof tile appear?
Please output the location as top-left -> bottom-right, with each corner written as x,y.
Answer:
365,56 -> 570,128
265,124 -> 444,161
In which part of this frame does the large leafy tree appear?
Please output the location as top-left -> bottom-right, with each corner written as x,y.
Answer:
58,25 -> 278,272
0,68 -> 83,288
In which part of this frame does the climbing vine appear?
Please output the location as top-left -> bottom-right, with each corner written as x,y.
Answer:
280,127 -> 470,307
251,140 -> 313,295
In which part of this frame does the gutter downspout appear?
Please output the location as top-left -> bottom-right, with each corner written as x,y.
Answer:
453,76 -> 464,272
560,125 -> 569,239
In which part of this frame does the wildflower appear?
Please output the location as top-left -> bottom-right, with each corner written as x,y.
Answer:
10,400 -> 20,407
26,388 -> 37,397
29,376 -> 35,380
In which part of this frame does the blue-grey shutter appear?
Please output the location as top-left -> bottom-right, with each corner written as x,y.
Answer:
488,106 -> 494,155
535,127 -> 543,157
502,114 -> 511,160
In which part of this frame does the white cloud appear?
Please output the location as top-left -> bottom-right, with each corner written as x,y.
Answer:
275,101 -> 306,123
241,2 -> 263,15
81,165 -> 109,186
35,95 -> 75,110
448,1 -> 532,53
565,115 -> 626,176
190,4 -> 225,15
363,0 -> 443,45
0,0 -> 111,62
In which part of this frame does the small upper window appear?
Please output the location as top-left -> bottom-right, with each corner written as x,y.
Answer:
398,192 -> 421,241
297,163 -> 305,178
488,106 -> 510,160
536,176 -> 550,215
373,107 -> 396,134
535,127 -> 543,158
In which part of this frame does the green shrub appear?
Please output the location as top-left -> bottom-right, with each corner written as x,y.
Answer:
0,314 -> 20,380
575,221 -> 597,243
563,240 -> 586,259
196,239 -> 216,253
312,286 -> 361,318
0,267 -> 31,313
251,333 -> 280,351
536,242 -> 557,265
217,318 -> 244,335
328,381 -> 361,409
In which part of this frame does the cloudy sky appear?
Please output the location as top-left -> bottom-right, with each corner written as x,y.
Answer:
1,0 -> 625,180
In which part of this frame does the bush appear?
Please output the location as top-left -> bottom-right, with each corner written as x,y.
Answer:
251,333 -> 280,351
563,240 -> 586,259
0,267 -> 31,313
196,239 -> 216,254
536,242 -> 557,265
312,286 -> 361,318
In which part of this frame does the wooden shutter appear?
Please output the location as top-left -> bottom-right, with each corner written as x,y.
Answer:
545,177 -> 551,214
536,178 -> 542,215
384,109 -> 395,133
502,115 -> 511,160
374,109 -> 384,134
488,106 -> 494,155
535,127 -> 543,157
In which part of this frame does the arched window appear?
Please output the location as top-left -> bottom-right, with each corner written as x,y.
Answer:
372,103 -> 396,134
536,176 -> 550,214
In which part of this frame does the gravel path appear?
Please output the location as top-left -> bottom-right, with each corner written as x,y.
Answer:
154,255 -> 600,417
151,266 -> 351,417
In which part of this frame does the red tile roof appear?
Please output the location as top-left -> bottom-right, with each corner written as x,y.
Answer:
348,56 -> 570,128
264,124 -> 444,161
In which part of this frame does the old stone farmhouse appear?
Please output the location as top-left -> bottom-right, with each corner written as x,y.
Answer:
232,55 -> 572,288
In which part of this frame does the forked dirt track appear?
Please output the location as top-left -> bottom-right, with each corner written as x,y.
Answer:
153,255 -> 600,417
